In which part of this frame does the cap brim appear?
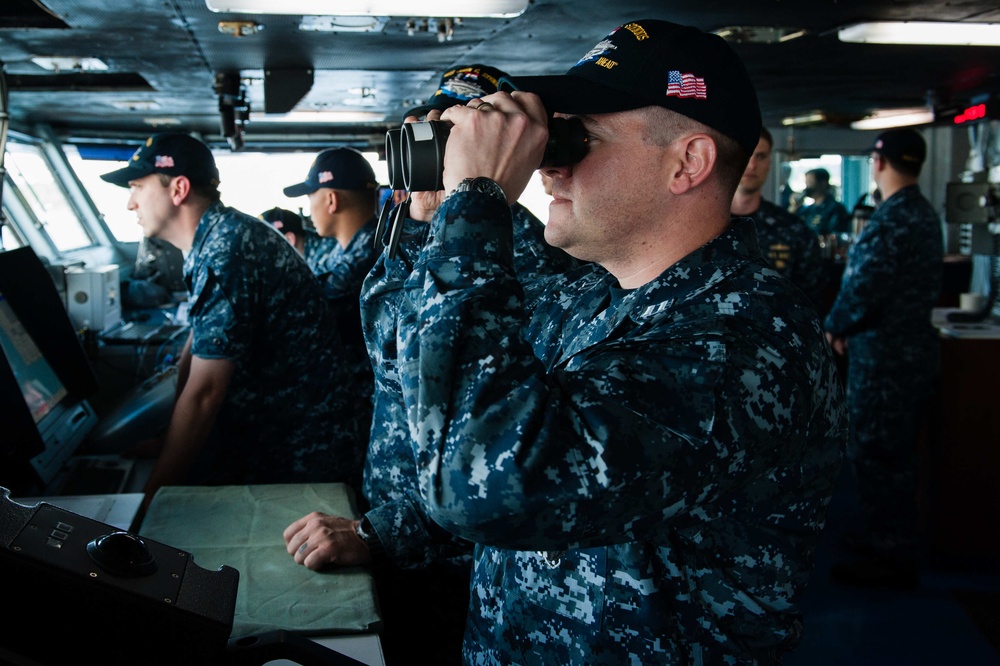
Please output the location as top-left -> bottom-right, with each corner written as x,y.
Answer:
507,74 -> 651,115
100,164 -> 150,188
282,182 -> 312,197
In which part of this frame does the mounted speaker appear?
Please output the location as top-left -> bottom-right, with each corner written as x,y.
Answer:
264,67 -> 313,114
946,181 -> 992,225
0,488 -> 239,665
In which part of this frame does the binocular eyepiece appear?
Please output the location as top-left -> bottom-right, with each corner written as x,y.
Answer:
386,116 -> 588,192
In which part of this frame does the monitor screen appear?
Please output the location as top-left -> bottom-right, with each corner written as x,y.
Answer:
0,291 -> 68,423
0,248 -> 100,493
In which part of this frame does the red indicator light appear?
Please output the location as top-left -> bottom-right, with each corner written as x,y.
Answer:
954,103 -> 987,124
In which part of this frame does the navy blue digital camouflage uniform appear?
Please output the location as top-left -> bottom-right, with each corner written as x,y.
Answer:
750,199 -> 827,308
360,203 -> 578,666
183,202 -> 369,490
314,217 -> 380,423
797,196 -> 851,236
394,190 -> 847,665
824,184 -> 943,559
300,229 -> 341,275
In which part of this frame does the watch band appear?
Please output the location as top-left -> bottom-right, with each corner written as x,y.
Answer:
355,515 -> 386,562
453,176 -> 506,202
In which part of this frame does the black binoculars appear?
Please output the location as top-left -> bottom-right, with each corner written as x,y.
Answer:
385,116 -> 588,192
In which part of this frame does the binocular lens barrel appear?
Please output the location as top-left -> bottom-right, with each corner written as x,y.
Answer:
544,117 -> 588,170
402,121 -> 450,192
385,128 -> 405,190
389,116 -> 586,193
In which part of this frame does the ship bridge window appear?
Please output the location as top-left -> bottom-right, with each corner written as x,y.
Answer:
65,146 -> 144,243
1,205 -> 27,251
5,142 -> 93,252
782,153 -> 875,219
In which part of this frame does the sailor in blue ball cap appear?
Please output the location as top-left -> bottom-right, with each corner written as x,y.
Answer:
282,147 -> 379,250
825,127 -> 942,590
340,18 -> 845,664
258,206 -> 340,277
101,132 -> 371,508
282,147 -> 382,457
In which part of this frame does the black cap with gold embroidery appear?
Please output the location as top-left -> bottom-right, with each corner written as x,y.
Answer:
403,64 -> 508,121
506,20 -> 761,155
100,133 -> 220,188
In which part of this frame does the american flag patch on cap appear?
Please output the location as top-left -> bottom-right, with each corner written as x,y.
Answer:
666,71 -> 707,99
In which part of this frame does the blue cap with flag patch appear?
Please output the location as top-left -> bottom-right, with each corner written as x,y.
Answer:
259,207 -> 305,236
100,133 -> 220,188
869,128 -> 926,166
504,20 -> 761,155
282,147 -> 378,198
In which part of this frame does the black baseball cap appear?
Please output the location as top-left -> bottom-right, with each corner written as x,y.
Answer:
259,207 -> 305,235
100,133 -> 220,188
869,128 -> 926,165
403,64 -> 507,121
505,20 -> 761,155
282,147 -> 378,198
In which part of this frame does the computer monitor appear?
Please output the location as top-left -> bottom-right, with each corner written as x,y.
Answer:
0,247 -> 98,398
0,293 -> 69,423
0,247 -> 99,494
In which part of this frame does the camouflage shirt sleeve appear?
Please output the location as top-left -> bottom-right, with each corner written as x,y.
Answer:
362,203 -> 578,567
184,207 -> 255,360
361,214 -> 473,567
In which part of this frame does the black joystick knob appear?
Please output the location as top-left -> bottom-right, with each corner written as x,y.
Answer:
86,531 -> 158,578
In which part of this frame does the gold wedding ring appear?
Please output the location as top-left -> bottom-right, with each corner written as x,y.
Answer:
475,101 -> 494,112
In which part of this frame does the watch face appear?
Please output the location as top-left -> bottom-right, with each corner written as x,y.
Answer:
464,177 -> 506,201
357,516 -> 378,541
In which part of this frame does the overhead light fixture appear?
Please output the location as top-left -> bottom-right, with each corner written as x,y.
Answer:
143,117 -> 183,127
252,110 -> 386,123
850,107 -> 935,130
839,21 -> 1000,46
31,57 -> 108,72
781,112 -> 826,127
713,26 -> 807,44
205,0 -> 528,18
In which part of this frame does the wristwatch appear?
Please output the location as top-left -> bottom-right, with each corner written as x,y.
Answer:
355,515 -> 386,561
452,177 -> 506,202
